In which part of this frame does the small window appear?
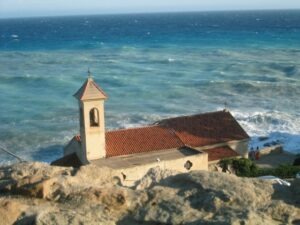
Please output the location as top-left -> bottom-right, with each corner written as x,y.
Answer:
89,108 -> 99,127
184,160 -> 193,170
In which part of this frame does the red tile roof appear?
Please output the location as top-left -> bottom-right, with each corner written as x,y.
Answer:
104,111 -> 248,158
105,125 -> 184,157
52,110 -> 249,166
158,110 -> 249,147
206,146 -> 240,161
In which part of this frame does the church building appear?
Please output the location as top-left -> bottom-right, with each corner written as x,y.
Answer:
51,74 -> 250,185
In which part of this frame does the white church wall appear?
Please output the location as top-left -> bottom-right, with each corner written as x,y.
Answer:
116,153 -> 208,187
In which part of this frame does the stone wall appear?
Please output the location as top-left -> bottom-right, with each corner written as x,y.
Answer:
259,145 -> 283,156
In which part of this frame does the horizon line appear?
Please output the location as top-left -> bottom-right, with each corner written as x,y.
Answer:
1,8 -> 300,20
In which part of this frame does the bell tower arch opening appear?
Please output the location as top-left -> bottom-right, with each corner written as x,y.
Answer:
90,108 -> 100,127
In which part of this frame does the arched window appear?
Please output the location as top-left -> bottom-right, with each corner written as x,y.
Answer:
89,108 -> 99,127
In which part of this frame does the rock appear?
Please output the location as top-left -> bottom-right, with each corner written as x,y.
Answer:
0,199 -> 27,225
134,166 -> 179,190
35,209 -> 116,225
258,136 -> 269,141
133,171 -> 300,224
291,179 -> 300,203
0,162 -> 299,225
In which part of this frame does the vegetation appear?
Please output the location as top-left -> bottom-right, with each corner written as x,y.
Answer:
293,154 -> 300,166
219,158 -> 300,179
256,164 -> 300,178
218,158 -> 258,177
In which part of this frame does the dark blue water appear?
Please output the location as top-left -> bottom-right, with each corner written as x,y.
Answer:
1,10 -> 300,51
0,10 -> 300,164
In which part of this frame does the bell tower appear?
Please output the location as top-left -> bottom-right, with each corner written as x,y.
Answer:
74,72 -> 107,162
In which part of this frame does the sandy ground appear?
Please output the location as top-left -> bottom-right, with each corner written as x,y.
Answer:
255,152 -> 296,168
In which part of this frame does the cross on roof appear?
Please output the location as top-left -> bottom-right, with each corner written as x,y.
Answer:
87,68 -> 92,78
224,101 -> 228,109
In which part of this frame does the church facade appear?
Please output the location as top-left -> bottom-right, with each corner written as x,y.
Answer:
52,75 -> 250,185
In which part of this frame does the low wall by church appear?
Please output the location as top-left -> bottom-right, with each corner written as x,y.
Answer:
116,152 -> 208,187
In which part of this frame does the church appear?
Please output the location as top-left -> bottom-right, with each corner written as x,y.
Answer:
51,74 -> 250,185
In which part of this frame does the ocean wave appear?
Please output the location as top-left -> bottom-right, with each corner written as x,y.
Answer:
233,110 -> 300,135
106,113 -> 173,130
233,110 -> 300,153
10,34 -> 19,38
0,75 -> 45,81
268,63 -> 298,77
0,11 -> 300,165
0,129 -> 76,165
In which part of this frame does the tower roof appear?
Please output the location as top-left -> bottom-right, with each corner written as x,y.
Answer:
74,77 -> 107,101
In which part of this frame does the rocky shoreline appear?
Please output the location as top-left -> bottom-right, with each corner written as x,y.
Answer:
0,162 -> 299,225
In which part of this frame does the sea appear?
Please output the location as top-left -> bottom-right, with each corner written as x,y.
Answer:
0,10 -> 300,165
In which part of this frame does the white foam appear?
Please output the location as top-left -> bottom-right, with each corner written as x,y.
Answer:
11,34 -> 18,38
232,110 -> 300,154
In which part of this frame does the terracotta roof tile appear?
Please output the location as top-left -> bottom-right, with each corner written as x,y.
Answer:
105,125 -> 184,157
206,146 -> 239,161
157,110 -> 249,147
52,110 -> 249,165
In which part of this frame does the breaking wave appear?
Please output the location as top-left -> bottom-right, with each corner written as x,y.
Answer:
233,110 -> 300,154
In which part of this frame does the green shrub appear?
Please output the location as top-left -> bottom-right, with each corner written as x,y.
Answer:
274,164 -> 300,178
256,165 -> 300,178
218,158 -> 300,178
255,168 -> 274,177
231,158 -> 258,177
218,158 -> 233,173
218,158 -> 258,177
293,156 -> 300,166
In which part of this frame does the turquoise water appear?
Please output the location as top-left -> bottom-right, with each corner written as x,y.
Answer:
0,11 -> 300,164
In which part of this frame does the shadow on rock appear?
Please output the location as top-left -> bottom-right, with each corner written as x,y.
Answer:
271,179 -> 300,206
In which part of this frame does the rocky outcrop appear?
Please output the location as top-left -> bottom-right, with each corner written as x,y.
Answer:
0,162 -> 299,225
